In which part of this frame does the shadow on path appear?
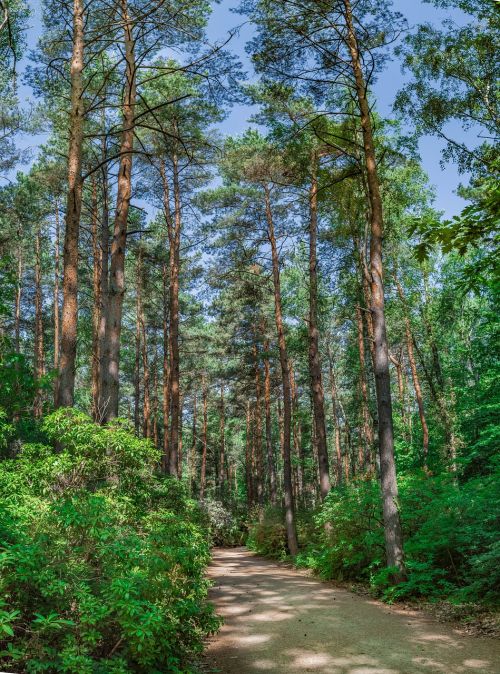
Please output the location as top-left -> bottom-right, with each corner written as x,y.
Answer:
205,547 -> 500,674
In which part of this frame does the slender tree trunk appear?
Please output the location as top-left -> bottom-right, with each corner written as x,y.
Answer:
57,0 -> 85,408
53,200 -> 60,380
168,151 -> 181,476
91,176 -> 101,419
178,392 -> 183,476
253,339 -> 264,505
389,350 -> 409,439
141,297 -> 151,439
264,184 -> 298,556
14,245 -> 22,353
327,345 -> 343,485
189,391 -> 197,494
245,400 -> 254,507
153,351 -> 159,448
33,223 -> 45,418
289,364 -> 304,504
356,304 -> 374,471
394,277 -> 429,465
162,256 -> 170,471
134,251 -> 142,433
101,0 -> 136,420
344,0 -> 405,578
308,153 -> 330,499
219,382 -> 226,497
263,337 -> 277,504
97,132 -> 109,421
200,376 -> 207,499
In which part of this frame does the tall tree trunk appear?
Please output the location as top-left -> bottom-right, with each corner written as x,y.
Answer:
97,131 -> 109,421
264,184 -> 298,556
57,0 -> 85,408
101,0 -> 136,420
133,251 -> 142,433
253,339 -> 264,505
308,153 -> 330,499
162,256 -> 170,471
344,0 -> 405,578
289,363 -> 304,504
168,151 -> 181,476
53,200 -> 60,385
389,350 -> 409,439
153,350 -> 159,448
219,382 -> 226,497
200,376 -> 208,499
178,392 -> 183,476
394,277 -> 429,466
91,176 -> 101,419
15,244 -> 22,353
356,303 -> 374,471
189,391 -> 197,494
263,337 -> 277,504
141,296 -> 151,439
33,223 -> 45,418
327,344 -> 343,485
245,400 -> 254,507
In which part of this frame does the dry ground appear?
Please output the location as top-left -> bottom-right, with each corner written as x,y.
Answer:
204,547 -> 500,674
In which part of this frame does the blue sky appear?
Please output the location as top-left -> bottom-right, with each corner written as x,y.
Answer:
19,0 -> 470,219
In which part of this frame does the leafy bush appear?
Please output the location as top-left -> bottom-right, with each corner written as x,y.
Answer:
0,409 -> 219,673
246,507 -> 288,559
297,468 -> 500,604
200,499 -> 247,546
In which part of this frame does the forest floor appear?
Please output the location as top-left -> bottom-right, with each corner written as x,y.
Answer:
203,547 -> 500,674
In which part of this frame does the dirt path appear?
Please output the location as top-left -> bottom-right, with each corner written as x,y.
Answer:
205,547 -> 500,674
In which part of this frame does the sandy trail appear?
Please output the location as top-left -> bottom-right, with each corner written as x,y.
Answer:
204,547 -> 500,674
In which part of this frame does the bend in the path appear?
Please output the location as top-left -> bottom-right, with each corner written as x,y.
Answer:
205,546 -> 500,674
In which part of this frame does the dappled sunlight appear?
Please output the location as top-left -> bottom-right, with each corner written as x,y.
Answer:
206,548 -> 500,674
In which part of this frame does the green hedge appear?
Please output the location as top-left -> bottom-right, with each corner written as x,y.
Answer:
0,409 -> 220,673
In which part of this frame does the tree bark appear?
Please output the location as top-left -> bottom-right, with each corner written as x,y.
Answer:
263,337 -> 277,504
97,130 -> 109,421
264,184 -> 298,556
57,0 -> 85,408
133,249 -> 142,433
356,304 -> 374,471
327,344 -> 343,485
394,277 -> 429,466
101,0 -> 136,420
53,199 -> 61,378
200,376 -> 208,499
189,391 -> 197,494
308,153 -> 331,499
14,245 -> 22,353
219,382 -> 226,497
91,176 -> 101,420
245,400 -> 253,507
253,338 -> 264,505
343,0 -> 405,579
33,223 -> 45,417
168,151 -> 181,477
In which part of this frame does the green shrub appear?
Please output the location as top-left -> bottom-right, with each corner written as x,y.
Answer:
300,468 -> 500,604
247,507 -> 288,559
0,409 -> 220,673
201,499 -> 247,546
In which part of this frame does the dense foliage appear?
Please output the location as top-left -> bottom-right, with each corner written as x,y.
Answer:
0,0 -> 498,667
0,410 -> 219,673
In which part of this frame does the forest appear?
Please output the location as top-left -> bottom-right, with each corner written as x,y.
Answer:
0,0 -> 498,672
